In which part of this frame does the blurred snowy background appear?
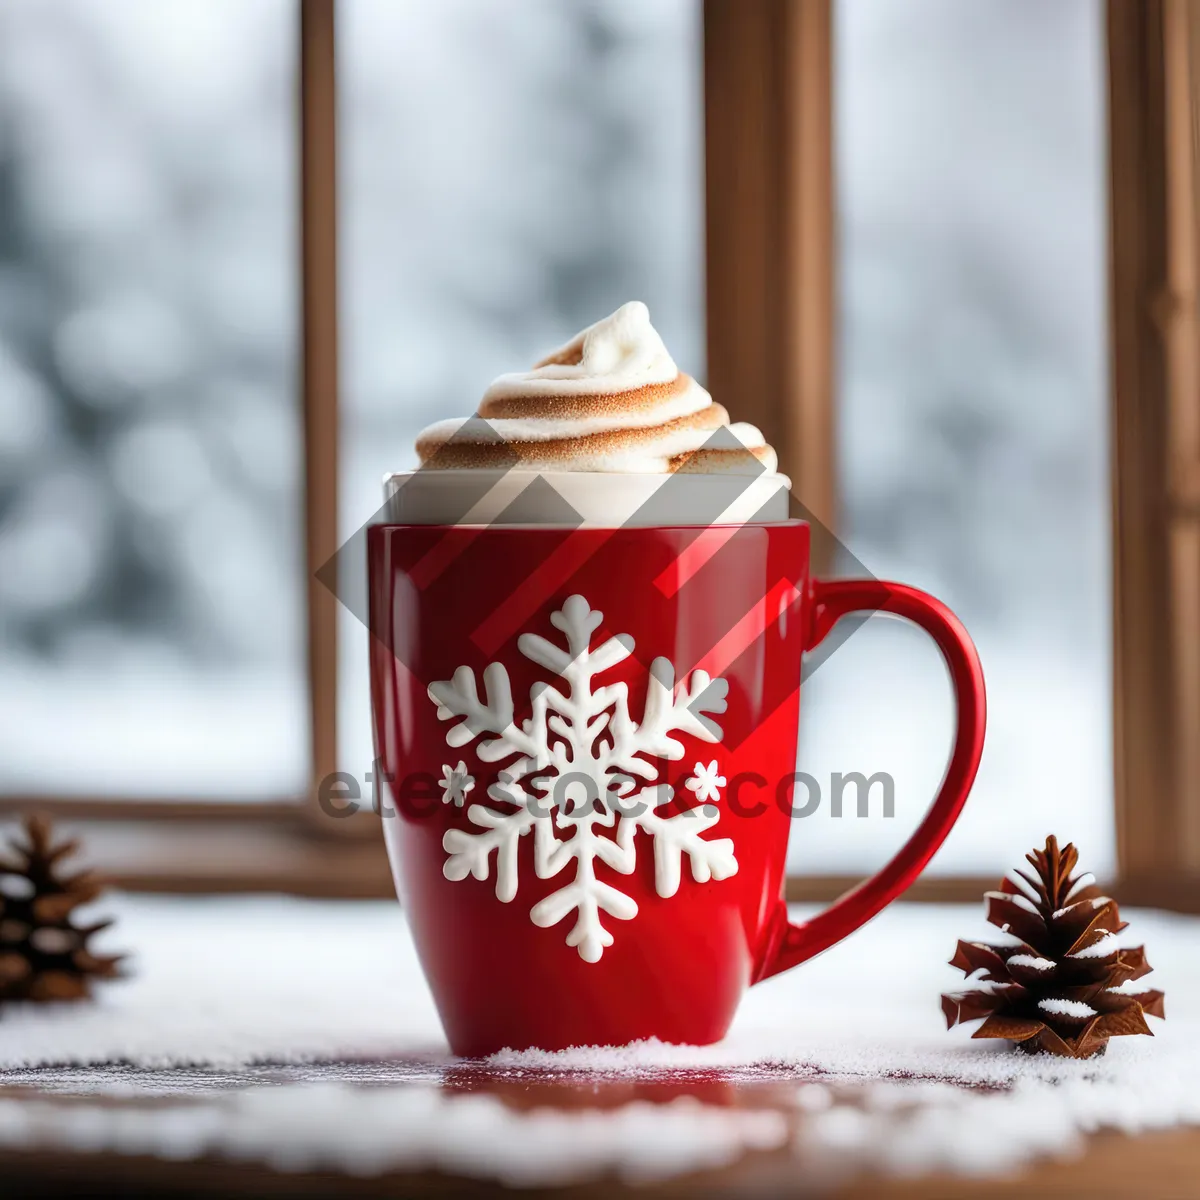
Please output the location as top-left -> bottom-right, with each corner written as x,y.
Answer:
0,0 -> 1111,875
0,0 -> 306,798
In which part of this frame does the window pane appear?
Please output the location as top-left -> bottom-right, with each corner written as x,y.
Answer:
339,0 -> 704,783
803,0 -> 1112,874
0,0 -> 307,799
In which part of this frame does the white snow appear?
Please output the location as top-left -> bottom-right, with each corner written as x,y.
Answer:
1053,896 -> 1109,919
0,1087 -> 788,1186
1069,932 -> 1120,959
0,664 -> 308,798
0,896 -> 1194,1186
1066,873 -> 1099,901
1037,998 -> 1097,1019
1007,954 -> 1055,972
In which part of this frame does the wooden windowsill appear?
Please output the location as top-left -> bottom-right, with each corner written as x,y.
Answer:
0,815 -> 394,899
0,809 -> 1005,902
1108,871 -> 1200,914
5,806 -> 1193,912
9,810 -> 1189,908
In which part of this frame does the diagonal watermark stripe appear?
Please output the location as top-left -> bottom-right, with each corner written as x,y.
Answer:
317,421 -> 884,713
462,425 -> 773,656
692,577 -> 805,681
465,426 -> 781,658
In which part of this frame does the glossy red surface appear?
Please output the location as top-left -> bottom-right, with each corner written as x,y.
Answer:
368,521 -> 985,1056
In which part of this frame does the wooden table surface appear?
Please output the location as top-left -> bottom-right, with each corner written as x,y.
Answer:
3,1061 -> 1198,1199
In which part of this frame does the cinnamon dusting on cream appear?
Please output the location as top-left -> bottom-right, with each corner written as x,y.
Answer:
415,302 -> 782,477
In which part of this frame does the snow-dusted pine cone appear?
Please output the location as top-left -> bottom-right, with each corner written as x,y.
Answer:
941,836 -> 1164,1059
0,816 -> 124,1003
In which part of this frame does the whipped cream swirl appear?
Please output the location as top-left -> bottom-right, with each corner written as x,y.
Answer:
415,302 -> 780,475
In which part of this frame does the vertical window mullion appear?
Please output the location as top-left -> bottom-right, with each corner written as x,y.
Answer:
1108,0 -> 1200,904
703,0 -> 837,548
299,0 -> 340,816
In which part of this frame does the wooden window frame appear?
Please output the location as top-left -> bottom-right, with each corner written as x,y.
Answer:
707,0 -> 1200,913
7,0 -> 1193,913
1108,0 -> 1200,912
0,0 -> 389,896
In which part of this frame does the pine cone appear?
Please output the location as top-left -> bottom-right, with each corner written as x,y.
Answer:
0,816 -> 124,1003
942,836 -> 1164,1059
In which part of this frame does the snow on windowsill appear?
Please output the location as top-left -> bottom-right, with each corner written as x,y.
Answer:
0,895 -> 1197,1186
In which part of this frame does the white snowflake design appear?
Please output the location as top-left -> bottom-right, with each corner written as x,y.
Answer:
685,760 -> 726,805
438,761 -> 475,807
427,594 -> 739,962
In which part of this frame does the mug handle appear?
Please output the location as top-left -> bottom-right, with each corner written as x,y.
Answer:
752,578 -> 987,983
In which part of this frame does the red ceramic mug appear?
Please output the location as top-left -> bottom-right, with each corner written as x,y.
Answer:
369,507 -> 985,1057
